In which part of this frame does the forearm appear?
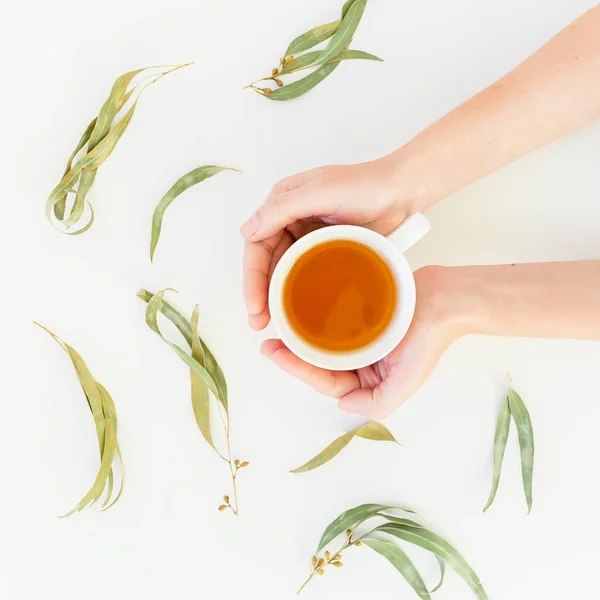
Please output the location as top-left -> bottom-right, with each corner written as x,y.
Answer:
388,5 -> 600,209
439,261 -> 600,341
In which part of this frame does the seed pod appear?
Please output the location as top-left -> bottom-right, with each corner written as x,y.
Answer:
240,461 -> 249,468
346,529 -> 352,537
311,556 -> 318,568
316,558 -> 325,569
333,554 -> 342,560
261,88 -> 272,95
272,68 -> 279,76
324,551 -> 331,560
274,79 -> 283,87
218,505 -> 227,511
318,569 -> 325,576
332,561 -> 343,568
355,541 -> 363,547
223,495 -> 230,503
234,459 -> 240,467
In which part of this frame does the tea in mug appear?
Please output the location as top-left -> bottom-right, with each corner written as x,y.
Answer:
283,239 -> 397,352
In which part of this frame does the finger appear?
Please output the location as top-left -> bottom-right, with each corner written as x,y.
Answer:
261,339 -> 360,399
270,166 -> 330,196
241,170 -> 344,241
242,234 -> 282,327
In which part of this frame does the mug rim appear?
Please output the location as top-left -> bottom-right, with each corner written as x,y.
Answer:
268,225 -> 417,371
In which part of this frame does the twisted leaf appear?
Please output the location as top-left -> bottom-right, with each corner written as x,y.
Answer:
507,380 -> 534,514
483,397 -> 511,512
150,166 -> 240,261
375,523 -> 489,600
35,323 -> 123,515
285,21 -> 339,56
281,48 -> 382,75
291,421 -> 399,473
265,62 -> 340,101
363,538 -> 431,600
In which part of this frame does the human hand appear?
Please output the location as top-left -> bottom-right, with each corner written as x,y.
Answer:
258,267 -> 467,419
241,156 -> 422,331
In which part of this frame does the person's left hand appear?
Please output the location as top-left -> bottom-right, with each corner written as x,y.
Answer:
260,266 -> 469,419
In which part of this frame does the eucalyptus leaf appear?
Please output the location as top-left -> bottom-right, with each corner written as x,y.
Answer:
149,166 -> 240,262
280,48 -> 382,75
190,305 -> 217,453
375,523 -> 489,600
314,0 -> 367,65
35,322 -> 123,515
363,538 -> 431,600
143,289 -> 220,399
483,397 -> 511,512
265,62 -> 340,101
431,558 -> 446,594
285,21 -> 339,56
290,421 -> 399,473
47,64 -> 190,232
136,289 -> 228,410
316,503 -> 395,553
507,381 -> 534,514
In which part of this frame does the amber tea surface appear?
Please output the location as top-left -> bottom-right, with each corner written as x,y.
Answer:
283,240 -> 397,352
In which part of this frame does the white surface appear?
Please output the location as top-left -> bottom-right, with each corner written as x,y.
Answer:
2,0 -> 600,598
268,222 -> 425,371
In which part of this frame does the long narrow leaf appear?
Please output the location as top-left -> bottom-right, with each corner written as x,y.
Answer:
483,397 -> 511,512
150,166 -> 240,262
507,381 -> 534,514
291,421 -> 399,473
285,21 -> 339,56
281,48 -> 382,75
375,523 -> 489,600
265,62 -> 340,101
363,538 -> 431,600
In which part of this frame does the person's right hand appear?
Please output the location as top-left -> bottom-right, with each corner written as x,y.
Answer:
241,156 -> 422,330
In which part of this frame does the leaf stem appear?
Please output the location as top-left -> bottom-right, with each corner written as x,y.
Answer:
216,401 -> 239,515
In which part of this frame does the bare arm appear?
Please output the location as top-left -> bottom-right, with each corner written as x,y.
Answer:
391,5 -> 600,209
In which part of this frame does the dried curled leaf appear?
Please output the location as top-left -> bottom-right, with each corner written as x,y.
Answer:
149,166 -> 241,262
483,375 -> 534,514
35,322 -> 124,515
47,63 -> 191,234
290,421 -> 399,473
285,21 -> 339,56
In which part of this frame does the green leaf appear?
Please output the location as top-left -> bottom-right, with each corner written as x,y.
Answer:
375,523 -> 489,600
149,166 -> 240,262
143,289 -> 220,399
265,61 -> 340,101
316,503 -> 395,553
47,64 -> 191,232
136,289 -> 228,411
291,421 -> 398,473
54,118 -> 98,220
507,379 -> 534,514
314,0 -> 368,65
483,396 -> 511,512
190,305 -> 217,453
363,538 -> 432,600
35,323 -> 123,515
341,0 -> 359,19
280,48 -> 382,75
285,21 -> 339,56
431,558 -> 446,593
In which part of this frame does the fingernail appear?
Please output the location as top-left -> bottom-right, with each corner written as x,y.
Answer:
240,213 -> 260,238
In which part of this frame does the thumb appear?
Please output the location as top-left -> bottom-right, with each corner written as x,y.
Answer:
240,170 -> 341,241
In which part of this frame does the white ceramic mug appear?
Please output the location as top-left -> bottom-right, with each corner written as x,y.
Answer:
268,213 -> 431,371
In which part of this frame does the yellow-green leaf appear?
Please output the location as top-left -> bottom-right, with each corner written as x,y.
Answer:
290,421 -> 399,473
35,323 -> 123,515
264,61 -> 340,101
150,166 -> 240,262
482,397 -> 510,512
280,48 -> 382,75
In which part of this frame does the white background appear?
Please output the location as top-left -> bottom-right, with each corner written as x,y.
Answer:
2,0 -> 600,598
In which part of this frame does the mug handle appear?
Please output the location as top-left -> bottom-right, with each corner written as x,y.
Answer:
386,212 -> 431,254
